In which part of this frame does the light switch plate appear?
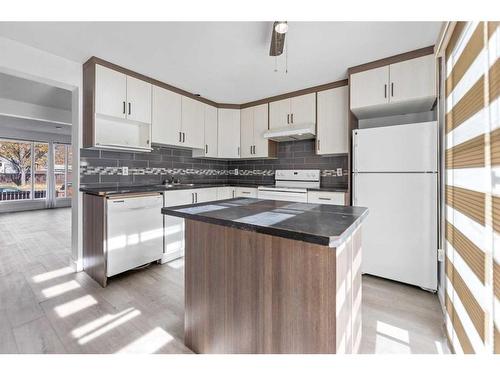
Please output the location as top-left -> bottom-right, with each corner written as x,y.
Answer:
336,168 -> 343,176
122,166 -> 129,176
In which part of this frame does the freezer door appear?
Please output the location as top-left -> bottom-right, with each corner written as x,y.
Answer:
353,172 -> 438,290
353,121 -> 437,172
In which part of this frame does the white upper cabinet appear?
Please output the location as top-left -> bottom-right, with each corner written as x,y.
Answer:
240,104 -> 272,159
218,108 -> 241,158
192,104 -> 218,157
95,65 -> 127,119
316,86 -> 349,155
126,76 -> 152,124
95,65 -> 152,124
389,54 -> 436,103
350,66 -> 389,110
181,96 -> 204,149
152,85 -> 182,146
290,93 -> 316,126
350,54 -> 436,119
203,104 -> 218,157
269,98 -> 290,129
93,64 -> 152,151
240,107 -> 254,158
269,93 -> 316,129
252,104 -> 270,158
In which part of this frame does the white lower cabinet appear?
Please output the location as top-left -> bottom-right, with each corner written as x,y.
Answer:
307,191 -> 346,205
194,187 -> 218,203
217,186 -> 236,200
235,187 -> 258,198
163,187 -> 218,263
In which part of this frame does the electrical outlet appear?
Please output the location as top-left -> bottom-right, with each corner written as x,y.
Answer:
122,166 -> 129,176
234,168 -> 239,176
437,249 -> 444,262
336,168 -> 343,176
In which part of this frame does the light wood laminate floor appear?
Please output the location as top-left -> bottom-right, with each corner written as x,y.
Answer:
0,208 -> 449,354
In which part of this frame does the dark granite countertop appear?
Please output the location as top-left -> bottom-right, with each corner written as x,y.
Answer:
80,183 -> 348,196
162,198 -> 367,247
79,183 -> 269,196
305,187 -> 348,193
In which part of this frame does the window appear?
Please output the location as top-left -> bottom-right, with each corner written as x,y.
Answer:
34,143 -> 48,199
54,143 -> 72,198
0,139 -> 37,201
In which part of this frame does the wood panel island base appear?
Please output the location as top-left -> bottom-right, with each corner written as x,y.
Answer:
162,198 -> 368,354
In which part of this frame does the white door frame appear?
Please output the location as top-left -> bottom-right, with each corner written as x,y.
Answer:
0,36 -> 83,271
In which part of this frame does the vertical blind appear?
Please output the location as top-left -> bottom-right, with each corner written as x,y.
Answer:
444,21 -> 499,354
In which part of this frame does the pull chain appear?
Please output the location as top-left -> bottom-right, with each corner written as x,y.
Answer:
285,34 -> 288,74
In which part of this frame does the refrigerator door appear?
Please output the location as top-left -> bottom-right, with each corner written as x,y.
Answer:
353,172 -> 437,290
353,121 -> 437,172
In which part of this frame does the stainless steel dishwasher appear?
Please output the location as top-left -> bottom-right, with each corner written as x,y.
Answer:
106,193 -> 164,277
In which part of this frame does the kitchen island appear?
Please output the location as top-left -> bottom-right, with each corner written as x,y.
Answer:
162,198 -> 368,354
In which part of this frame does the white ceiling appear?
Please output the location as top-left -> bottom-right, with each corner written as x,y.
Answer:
0,115 -> 71,136
0,22 -> 442,104
0,72 -> 72,110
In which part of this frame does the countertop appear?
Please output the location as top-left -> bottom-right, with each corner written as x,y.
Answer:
80,183 -> 267,196
80,184 -> 348,196
162,198 -> 367,247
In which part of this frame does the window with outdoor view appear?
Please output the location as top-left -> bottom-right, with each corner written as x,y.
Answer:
0,139 -> 48,201
54,143 -> 72,198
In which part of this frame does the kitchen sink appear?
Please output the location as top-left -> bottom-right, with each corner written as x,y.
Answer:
163,183 -> 195,188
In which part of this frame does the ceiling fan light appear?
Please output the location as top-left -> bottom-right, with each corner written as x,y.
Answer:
274,22 -> 288,34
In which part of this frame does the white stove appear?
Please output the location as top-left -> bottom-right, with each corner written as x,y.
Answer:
257,170 -> 320,203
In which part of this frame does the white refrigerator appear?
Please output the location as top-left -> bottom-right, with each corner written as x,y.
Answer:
353,121 -> 438,291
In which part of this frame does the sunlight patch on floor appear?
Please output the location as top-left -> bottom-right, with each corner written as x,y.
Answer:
32,266 -> 73,283
166,258 -> 184,269
116,327 -> 174,354
54,295 -> 98,318
75,308 -> 142,345
376,321 -> 410,344
42,280 -> 80,298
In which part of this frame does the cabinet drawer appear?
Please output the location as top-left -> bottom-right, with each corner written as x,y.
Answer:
235,187 -> 257,198
307,191 -> 345,205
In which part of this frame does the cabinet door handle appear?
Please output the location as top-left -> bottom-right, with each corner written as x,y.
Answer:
318,197 -> 331,201
196,192 -> 198,203
192,193 -> 195,203
287,114 -> 290,124
179,132 -> 182,142
122,101 -> 126,114
317,139 -> 320,151
384,84 -> 387,98
253,145 -> 256,154
291,113 -> 294,123
391,82 -> 394,97
205,144 -> 208,154
128,102 -> 131,115
183,133 -> 185,143
237,146 -> 240,156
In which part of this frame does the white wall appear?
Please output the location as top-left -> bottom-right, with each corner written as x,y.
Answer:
357,110 -> 437,129
0,36 -> 83,271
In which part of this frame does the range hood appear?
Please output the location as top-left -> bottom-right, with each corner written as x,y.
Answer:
263,123 -> 316,142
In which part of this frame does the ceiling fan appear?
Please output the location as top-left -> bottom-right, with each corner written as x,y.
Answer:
269,21 -> 288,57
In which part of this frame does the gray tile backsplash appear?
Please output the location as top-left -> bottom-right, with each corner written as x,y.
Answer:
80,139 -> 348,190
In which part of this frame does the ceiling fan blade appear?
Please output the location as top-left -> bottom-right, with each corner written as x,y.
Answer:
269,21 -> 286,57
